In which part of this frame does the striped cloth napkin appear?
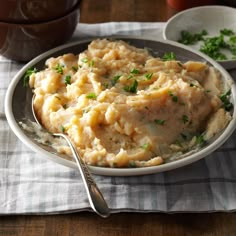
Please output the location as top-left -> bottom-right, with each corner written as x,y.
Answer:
1,22 -> 236,214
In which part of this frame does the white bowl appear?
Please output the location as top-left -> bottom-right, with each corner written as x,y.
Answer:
163,5 -> 236,70
4,36 -> 236,176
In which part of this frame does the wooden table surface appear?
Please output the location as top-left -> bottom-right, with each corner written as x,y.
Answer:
1,0 -> 236,235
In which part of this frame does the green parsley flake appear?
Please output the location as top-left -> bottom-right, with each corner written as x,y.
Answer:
127,75 -> 133,80
140,143 -> 149,150
220,90 -> 233,111
145,73 -> 153,80
130,68 -> 140,74
162,52 -> 176,61
111,75 -> 121,86
72,66 -> 78,72
196,135 -> 205,145
154,119 -> 165,125
182,115 -> 189,124
103,83 -> 109,89
23,67 -> 38,87
128,160 -> 137,168
124,80 -> 138,93
200,35 -> 228,60
177,62 -> 183,67
220,28 -> 234,36
59,125 -> 65,133
65,75 -> 71,85
81,58 -> 88,63
178,30 -> 207,45
89,60 -> 95,67
53,64 -> 64,75
178,28 -> 236,60
168,91 -> 178,102
86,93 -> 97,99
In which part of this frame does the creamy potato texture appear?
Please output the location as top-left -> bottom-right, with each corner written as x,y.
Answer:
29,39 -> 231,167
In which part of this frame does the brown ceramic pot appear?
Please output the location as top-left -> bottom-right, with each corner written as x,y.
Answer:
0,0 -> 79,23
0,2 -> 80,62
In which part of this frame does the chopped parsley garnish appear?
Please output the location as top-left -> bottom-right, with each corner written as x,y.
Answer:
103,83 -> 109,89
59,125 -> 65,133
172,96 -> 178,102
89,60 -> 95,67
63,104 -> 67,109
111,75 -> 121,86
127,75 -> 133,80
177,62 -> 183,67
86,93 -> 97,99
178,28 -> 236,60
220,90 -> 233,111
178,30 -> 207,45
128,160 -> 137,168
130,68 -> 140,74
145,73 -> 153,80
23,67 -> 38,87
162,52 -> 176,61
200,35 -> 228,60
196,135 -> 205,145
72,66 -> 78,72
168,91 -> 178,102
140,143 -> 149,150
182,115 -> 189,124
220,29 -> 234,36
65,75 -> 71,85
81,58 -> 88,63
53,63 -> 64,74
81,58 -> 94,67
124,80 -> 138,93
154,119 -> 165,125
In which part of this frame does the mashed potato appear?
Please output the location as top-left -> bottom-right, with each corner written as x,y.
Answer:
29,39 -> 232,167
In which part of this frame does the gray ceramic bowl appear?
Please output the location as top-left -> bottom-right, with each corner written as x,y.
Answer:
0,1 -> 80,62
5,36 -> 236,176
0,0 -> 79,23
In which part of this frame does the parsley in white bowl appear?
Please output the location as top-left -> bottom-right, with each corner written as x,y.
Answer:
163,5 -> 236,70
